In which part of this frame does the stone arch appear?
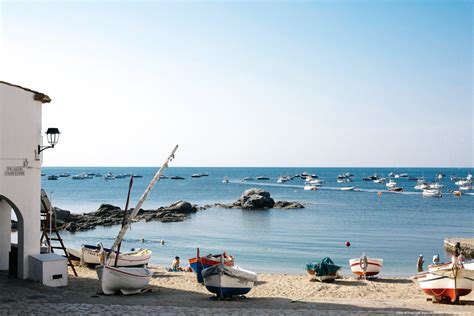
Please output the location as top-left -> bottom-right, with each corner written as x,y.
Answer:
0,194 -> 25,278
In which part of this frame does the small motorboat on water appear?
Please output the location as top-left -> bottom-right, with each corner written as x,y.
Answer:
340,186 -> 355,191
413,259 -> 474,303
202,263 -> 257,298
242,177 -> 253,181
304,184 -> 318,191
429,182 -> 444,189
256,176 -> 270,180
306,257 -> 341,282
59,173 -> 70,177
191,174 -> 202,178
386,180 -> 397,189
389,187 -> 403,192
188,248 -> 234,283
222,177 -> 229,183
47,175 -> 58,180
414,182 -> 429,190
422,189 -> 442,197
170,176 -> 185,180
67,244 -> 152,266
373,178 -> 385,184
96,265 -> 152,295
349,254 -> 383,278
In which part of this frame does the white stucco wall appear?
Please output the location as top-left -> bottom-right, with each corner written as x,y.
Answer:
0,83 -> 44,279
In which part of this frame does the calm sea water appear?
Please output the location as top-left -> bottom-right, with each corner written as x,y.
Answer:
40,167 -> 473,276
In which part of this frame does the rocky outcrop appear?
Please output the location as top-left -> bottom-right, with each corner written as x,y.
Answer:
239,188 -> 275,209
56,201 -> 199,232
203,189 -> 304,210
51,191 -> 303,232
273,201 -> 305,209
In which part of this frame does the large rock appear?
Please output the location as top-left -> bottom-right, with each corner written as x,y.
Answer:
240,188 -> 275,210
162,201 -> 196,214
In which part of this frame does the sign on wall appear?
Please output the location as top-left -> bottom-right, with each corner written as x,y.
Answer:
4,166 -> 25,176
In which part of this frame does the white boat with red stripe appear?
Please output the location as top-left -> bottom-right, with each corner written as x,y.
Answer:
349,254 -> 383,278
413,259 -> 474,303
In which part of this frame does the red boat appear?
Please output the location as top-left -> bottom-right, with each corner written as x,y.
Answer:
188,248 -> 234,283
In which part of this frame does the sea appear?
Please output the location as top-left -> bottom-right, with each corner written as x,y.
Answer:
38,167 -> 473,276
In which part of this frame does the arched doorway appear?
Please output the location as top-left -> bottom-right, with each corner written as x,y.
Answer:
0,195 -> 24,279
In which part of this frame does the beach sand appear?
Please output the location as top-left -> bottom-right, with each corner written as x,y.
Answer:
1,266 -> 473,315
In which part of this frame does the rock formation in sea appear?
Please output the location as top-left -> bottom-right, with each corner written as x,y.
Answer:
53,189 -> 303,232
56,201 -> 199,232
204,188 -> 304,210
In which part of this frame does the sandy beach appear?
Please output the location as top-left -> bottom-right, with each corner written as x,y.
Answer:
1,266 -> 473,315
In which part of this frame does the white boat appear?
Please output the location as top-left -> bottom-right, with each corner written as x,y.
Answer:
459,185 -> 472,191
337,178 -> 351,183
349,254 -> 383,278
414,182 -> 429,190
67,245 -> 152,266
309,179 -> 324,185
429,182 -> 444,189
304,184 -> 318,191
222,177 -> 229,184
414,260 -> 474,303
386,180 -> 397,189
202,263 -> 257,298
340,186 -> 355,191
97,265 -> 152,295
455,179 -> 471,186
373,178 -> 385,184
422,189 -> 442,197
100,145 -> 178,295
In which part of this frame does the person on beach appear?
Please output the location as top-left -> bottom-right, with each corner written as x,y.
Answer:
168,256 -> 184,272
417,254 -> 424,272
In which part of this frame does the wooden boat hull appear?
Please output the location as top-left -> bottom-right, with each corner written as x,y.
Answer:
349,257 -> 383,277
202,265 -> 257,298
98,265 -> 152,295
188,255 -> 234,283
306,270 -> 338,282
67,246 -> 151,267
414,265 -> 474,302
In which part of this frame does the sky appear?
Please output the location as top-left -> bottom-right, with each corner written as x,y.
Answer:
0,0 -> 472,167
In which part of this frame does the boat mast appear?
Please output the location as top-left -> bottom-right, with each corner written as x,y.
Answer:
114,175 -> 134,267
107,145 -> 179,258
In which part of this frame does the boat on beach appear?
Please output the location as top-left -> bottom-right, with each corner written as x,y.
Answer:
188,248 -> 234,283
99,145 -> 178,295
413,259 -> 474,303
349,254 -> 383,278
202,263 -> 257,298
67,244 -> 152,266
96,265 -> 153,295
306,257 -> 341,282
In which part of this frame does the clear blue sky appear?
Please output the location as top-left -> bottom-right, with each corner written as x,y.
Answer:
1,1 -> 472,167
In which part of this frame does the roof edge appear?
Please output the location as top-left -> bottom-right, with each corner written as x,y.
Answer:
0,81 -> 52,103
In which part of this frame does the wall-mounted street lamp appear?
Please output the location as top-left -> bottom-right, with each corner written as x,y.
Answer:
35,128 -> 60,160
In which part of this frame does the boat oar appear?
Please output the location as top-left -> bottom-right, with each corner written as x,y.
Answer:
114,175 -> 134,267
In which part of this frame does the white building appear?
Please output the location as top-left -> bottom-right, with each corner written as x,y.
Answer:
0,81 -> 51,279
